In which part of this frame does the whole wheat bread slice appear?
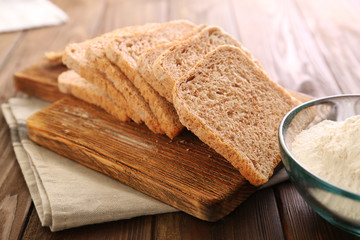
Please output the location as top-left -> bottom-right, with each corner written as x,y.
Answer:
106,20 -> 196,138
137,43 -> 173,100
137,24 -> 207,102
173,45 -> 300,186
85,24 -> 172,136
58,70 -> 130,122
86,23 -> 160,61
153,26 -> 262,103
62,36 -> 147,126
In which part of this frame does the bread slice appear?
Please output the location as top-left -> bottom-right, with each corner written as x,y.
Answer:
85,23 -> 160,67
58,70 -> 129,122
106,20 -> 196,138
153,26 -> 262,103
137,24 -> 207,102
85,24 -> 172,137
106,20 -> 196,81
173,45 -> 300,186
137,43 -> 173,100
62,36 -> 145,125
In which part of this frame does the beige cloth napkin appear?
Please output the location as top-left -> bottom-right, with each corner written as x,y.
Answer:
1,97 -> 288,231
0,0 -> 68,33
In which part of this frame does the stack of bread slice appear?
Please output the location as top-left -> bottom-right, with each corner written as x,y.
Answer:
59,20 -> 299,186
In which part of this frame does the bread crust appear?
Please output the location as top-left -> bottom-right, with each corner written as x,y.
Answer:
137,24 -> 208,103
58,70 -> 130,122
62,42 -> 138,122
153,26 -> 262,103
85,25 -> 166,135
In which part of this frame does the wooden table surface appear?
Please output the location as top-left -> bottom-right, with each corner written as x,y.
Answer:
1,0 -> 360,239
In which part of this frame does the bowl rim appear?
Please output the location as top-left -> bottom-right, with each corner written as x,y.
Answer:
279,93 -> 360,200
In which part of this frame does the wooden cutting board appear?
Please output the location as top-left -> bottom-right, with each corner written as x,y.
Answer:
16,58 -> 313,222
14,57 -> 68,102
27,96 -> 258,221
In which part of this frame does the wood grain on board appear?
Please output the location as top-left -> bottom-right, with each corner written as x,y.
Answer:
27,96 -> 257,222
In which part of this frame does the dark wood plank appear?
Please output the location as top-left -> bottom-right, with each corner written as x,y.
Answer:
26,96 -> 257,222
294,0 -> 360,94
153,212 -> 207,240
275,182 -> 360,240
0,116 -> 32,240
229,187 -> 284,240
153,188 -> 285,240
0,100 -> 34,240
22,206 -> 153,240
230,0 -> 342,98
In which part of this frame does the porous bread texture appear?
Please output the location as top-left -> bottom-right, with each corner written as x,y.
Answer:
58,70 -> 129,122
137,24 -> 208,102
106,20 -> 196,80
62,38 -> 144,125
137,42 -> 174,100
87,51 -> 165,135
153,26 -> 261,103
86,23 -> 160,62
85,25 -> 167,135
173,45 -> 300,186
105,20 -> 196,138
132,72 -> 184,138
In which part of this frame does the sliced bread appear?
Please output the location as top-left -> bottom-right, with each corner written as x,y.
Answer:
58,70 -> 130,122
137,24 -> 207,102
106,20 -> 196,81
86,23 -> 160,62
173,45 -> 300,186
106,20 -> 197,138
153,26 -> 262,103
85,25 -> 170,136
62,37 -> 144,125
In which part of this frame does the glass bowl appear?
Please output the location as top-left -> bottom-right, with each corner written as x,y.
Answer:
278,94 -> 360,236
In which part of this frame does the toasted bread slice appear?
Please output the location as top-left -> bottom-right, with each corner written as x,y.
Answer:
58,70 -> 129,122
106,20 -> 196,138
173,45 -> 300,186
153,26 -> 262,103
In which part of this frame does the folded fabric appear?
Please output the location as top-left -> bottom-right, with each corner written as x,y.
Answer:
0,0 -> 68,33
1,97 -> 288,231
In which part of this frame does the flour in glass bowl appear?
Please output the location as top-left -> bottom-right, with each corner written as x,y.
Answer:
292,115 -> 360,222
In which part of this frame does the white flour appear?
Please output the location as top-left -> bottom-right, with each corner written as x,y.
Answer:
292,115 -> 360,222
